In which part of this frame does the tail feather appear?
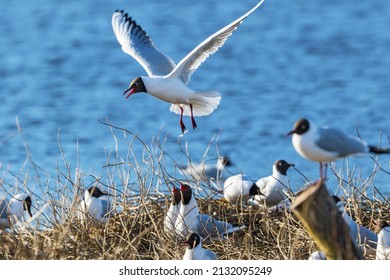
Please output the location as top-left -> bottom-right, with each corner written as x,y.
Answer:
170,91 -> 221,117
369,146 -> 390,154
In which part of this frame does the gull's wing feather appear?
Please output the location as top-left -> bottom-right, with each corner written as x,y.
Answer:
112,10 -> 176,77
169,0 -> 265,84
315,127 -> 368,156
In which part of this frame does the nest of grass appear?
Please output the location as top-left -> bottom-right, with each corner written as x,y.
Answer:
1,192 -> 387,260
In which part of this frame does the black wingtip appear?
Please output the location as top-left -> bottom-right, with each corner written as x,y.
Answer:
369,146 -> 390,154
331,195 -> 340,204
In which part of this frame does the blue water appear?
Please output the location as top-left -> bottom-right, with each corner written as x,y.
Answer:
1,0 -> 389,202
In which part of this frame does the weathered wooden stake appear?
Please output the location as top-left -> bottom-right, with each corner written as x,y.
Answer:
290,179 -> 363,260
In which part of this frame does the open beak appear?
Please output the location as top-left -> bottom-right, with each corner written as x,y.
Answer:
123,87 -> 136,99
179,182 -> 187,191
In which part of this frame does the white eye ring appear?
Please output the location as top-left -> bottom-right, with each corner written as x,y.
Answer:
134,82 -> 138,87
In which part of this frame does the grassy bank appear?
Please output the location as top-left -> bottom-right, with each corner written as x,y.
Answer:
1,123 -> 389,260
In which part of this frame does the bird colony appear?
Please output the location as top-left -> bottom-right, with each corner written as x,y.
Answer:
1,0 -> 389,260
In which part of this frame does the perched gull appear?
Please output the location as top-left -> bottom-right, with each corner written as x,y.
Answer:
376,220 -> 390,260
288,118 -> 390,179
332,196 -> 377,256
253,160 -> 294,207
174,182 -> 245,240
181,156 -> 233,183
78,186 -> 113,226
164,185 -> 181,233
0,193 -> 32,228
223,173 -> 262,203
183,232 -> 217,260
111,1 -> 265,133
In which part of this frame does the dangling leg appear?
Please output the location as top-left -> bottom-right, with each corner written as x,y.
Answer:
319,162 -> 323,180
190,104 -> 197,130
179,106 -> 186,133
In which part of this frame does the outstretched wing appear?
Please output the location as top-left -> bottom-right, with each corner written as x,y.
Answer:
168,0 -> 265,84
112,10 -> 176,77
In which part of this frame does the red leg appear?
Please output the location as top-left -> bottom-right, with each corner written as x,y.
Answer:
190,104 -> 197,130
179,107 -> 186,133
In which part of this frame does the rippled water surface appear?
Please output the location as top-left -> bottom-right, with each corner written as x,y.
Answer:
1,0 -> 389,198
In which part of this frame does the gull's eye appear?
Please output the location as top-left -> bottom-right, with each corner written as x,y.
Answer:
133,82 -> 138,87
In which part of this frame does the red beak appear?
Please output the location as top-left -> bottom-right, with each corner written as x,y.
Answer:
180,182 -> 187,191
123,87 -> 136,99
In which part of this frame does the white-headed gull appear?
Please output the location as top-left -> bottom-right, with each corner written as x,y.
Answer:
376,220 -> 390,260
174,182 -> 245,240
78,186 -> 113,225
0,193 -> 32,228
164,185 -> 181,233
253,160 -> 294,207
223,173 -> 262,203
112,1 -> 265,133
183,232 -> 217,260
332,196 -> 377,256
288,118 -> 390,179
181,156 -> 232,183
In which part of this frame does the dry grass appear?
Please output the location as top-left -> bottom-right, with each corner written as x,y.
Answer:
0,121 -> 389,260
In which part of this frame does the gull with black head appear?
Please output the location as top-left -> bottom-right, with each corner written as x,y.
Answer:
181,156 -> 233,183
223,173 -> 262,204
78,186 -> 113,226
253,160 -> 294,207
0,193 -> 32,228
174,182 -> 245,240
183,232 -> 217,260
164,185 -> 182,233
288,118 -> 389,179
111,1 -> 265,133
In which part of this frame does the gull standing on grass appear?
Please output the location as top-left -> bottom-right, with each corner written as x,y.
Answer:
252,160 -> 294,207
332,196 -> 377,256
287,118 -> 390,179
183,232 -> 217,260
181,156 -> 233,183
111,0 -> 265,133
0,193 -> 32,228
174,182 -> 245,240
376,220 -> 390,260
78,186 -> 113,226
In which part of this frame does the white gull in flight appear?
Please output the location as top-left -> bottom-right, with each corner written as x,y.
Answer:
112,1 -> 265,133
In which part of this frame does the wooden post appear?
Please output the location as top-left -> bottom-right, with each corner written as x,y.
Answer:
290,179 -> 363,260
